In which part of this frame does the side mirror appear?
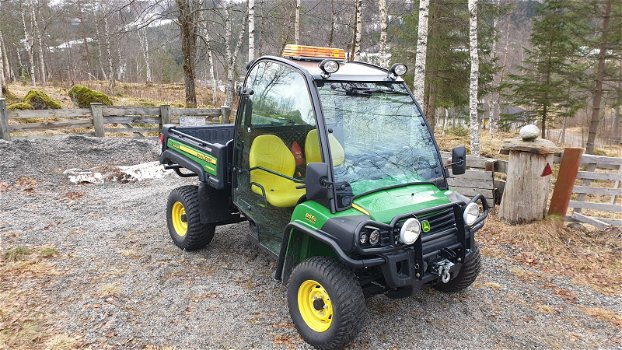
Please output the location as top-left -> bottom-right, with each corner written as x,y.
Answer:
305,163 -> 333,202
451,146 -> 467,175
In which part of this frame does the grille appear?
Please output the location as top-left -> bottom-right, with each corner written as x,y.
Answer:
416,207 -> 459,257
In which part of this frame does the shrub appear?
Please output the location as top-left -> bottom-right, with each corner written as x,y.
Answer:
24,89 -> 62,109
68,85 -> 112,108
447,127 -> 470,137
8,102 -> 34,110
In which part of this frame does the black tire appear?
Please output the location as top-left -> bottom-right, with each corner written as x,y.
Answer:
166,185 -> 215,250
287,256 -> 365,350
433,246 -> 481,293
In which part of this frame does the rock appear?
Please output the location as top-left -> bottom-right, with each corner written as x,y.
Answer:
519,124 -> 540,141
7,102 -> 34,110
68,85 -> 113,108
24,89 -> 62,109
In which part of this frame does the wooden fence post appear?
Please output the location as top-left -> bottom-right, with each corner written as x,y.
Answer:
548,148 -> 584,217
0,98 -> 10,141
90,103 -> 105,137
221,106 -> 231,124
160,105 -> 171,130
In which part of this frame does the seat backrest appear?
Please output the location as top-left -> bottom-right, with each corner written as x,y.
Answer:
249,134 -> 296,178
305,129 -> 345,165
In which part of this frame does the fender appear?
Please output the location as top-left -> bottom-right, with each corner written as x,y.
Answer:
160,149 -> 209,182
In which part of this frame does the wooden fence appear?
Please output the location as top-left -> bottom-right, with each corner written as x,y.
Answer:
0,98 -> 231,140
440,151 -> 500,206
567,154 -> 622,228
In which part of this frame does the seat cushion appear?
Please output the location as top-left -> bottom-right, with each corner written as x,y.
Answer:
305,129 -> 345,165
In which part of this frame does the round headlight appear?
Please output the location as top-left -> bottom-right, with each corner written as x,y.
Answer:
369,229 -> 380,246
400,218 -> 421,245
320,59 -> 340,74
390,63 -> 408,76
463,203 -> 480,226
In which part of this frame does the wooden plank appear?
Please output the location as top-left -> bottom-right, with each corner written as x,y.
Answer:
102,106 -> 160,116
576,171 -> 622,181
160,105 -> 171,125
580,154 -> 622,166
104,127 -> 160,133
610,166 -> 621,205
447,177 -> 494,190
570,213 -> 611,229
448,186 -> 494,202
170,108 -> 221,117
600,218 -> 622,226
568,200 -> 622,213
0,98 -> 9,141
10,119 -> 93,131
573,186 -> 622,196
440,151 -> 495,169
448,169 -> 494,181
104,116 -> 161,124
90,103 -> 105,137
8,108 -> 91,119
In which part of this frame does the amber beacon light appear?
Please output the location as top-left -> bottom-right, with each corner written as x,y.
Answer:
282,44 -> 346,60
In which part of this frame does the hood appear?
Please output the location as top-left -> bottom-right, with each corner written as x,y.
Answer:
351,184 -> 450,223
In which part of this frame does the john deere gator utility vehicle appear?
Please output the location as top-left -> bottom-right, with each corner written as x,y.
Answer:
160,45 -> 489,349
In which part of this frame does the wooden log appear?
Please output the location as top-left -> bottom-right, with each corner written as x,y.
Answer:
102,106 -> 160,116
0,98 -> 9,141
10,119 -> 93,131
570,213 -> 611,230
8,108 -> 91,119
549,148 -> 583,217
499,150 -> 556,224
104,127 -> 160,133
169,108 -> 221,117
104,116 -> 161,124
90,103 -> 105,137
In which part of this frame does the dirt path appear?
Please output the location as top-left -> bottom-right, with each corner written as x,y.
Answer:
1,137 -> 620,349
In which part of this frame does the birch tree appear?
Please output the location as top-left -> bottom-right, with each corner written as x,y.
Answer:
205,22 -> 217,105
21,2 -> 36,86
0,41 -> 5,98
413,0 -> 429,108
378,0 -> 388,67
31,1 -> 45,84
103,14 -> 115,89
138,29 -> 152,84
468,0 -> 480,156
224,5 -> 249,107
176,0 -> 199,107
328,0 -> 335,47
0,31 -> 12,83
585,0 -> 613,154
352,0 -> 362,60
294,0 -> 300,44
249,0 -> 255,61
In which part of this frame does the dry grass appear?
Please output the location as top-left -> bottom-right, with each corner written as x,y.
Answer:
480,215 -> 622,295
580,306 -> 622,327
435,129 -> 517,158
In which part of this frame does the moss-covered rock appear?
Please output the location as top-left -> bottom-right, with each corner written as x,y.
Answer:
2,87 -> 20,105
24,89 -> 62,110
8,102 -> 34,110
68,85 -> 112,108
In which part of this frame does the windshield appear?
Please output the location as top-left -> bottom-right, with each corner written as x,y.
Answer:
316,81 -> 444,203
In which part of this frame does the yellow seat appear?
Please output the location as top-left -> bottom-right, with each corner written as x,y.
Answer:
249,134 -> 305,208
305,129 -> 345,165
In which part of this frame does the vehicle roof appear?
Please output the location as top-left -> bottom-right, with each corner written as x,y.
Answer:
261,56 -> 405,82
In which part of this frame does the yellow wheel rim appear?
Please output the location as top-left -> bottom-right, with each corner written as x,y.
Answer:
298,279 -> 333,332
171,201 -> 188,237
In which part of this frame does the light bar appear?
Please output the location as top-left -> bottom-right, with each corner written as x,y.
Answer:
282,44 -> 346,60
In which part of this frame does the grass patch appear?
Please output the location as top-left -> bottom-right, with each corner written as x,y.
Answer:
580,307 -> 622,327
39,246 -> 58,258
4,246 -> 31,262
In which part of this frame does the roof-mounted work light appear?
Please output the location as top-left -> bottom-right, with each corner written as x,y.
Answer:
319,59 -> 340,78
388,63 -> 408,80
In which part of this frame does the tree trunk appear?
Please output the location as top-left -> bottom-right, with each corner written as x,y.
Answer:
294,0 -> 301,44
613,56 -> 621,144
31,2 -> 45,84
586,0 -> 612,154
138,29 -> 152,84
176,0 -> 198,107
0,31 -> 12,82
353,0 -> 362,60
104,14 -> 115,90
468,0 -> 480,156
21,4 -> 36,86
94,15 -> 108,81
0,38 -> 4,97
249,0 -> 255,61
205,21 -> 217,105
378,0 -> 388,67
225,6 -> 250,108
328,0 -> 335,47
493,20 -> 511,137
413,0 -> 429,108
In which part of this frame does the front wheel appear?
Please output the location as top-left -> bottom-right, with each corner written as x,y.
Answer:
287,257 -> 365,350
433,246 -> 481,293
166,185 -> 215,250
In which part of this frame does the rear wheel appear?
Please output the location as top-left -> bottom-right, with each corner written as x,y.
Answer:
433,246 -> 481,293
287,257 -> 365,350
166,185 -> 215,250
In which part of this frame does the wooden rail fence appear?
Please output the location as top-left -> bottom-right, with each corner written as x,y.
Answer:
0,98 -> 231,140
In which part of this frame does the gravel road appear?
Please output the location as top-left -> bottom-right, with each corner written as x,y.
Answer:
0,136 -> 620,349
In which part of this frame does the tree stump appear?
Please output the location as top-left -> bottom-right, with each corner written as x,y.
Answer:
499,132 -> 560,224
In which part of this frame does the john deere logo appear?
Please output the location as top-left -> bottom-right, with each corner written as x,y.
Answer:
421,220 -> 431,233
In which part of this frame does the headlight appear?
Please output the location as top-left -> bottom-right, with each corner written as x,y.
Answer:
369,229 -> 380,245
463,203 -> 480,226
399,218 -> 421,245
